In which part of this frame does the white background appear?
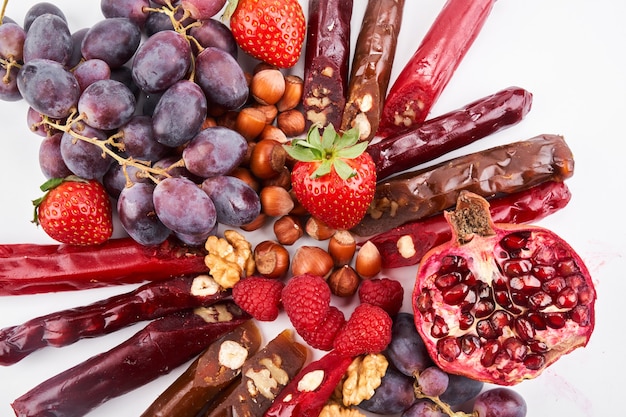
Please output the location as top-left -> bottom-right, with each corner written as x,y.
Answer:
0,0 -> 625,416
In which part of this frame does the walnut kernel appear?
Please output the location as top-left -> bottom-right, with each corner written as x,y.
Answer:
205,230 -> 255,288
341,354 -> 389,406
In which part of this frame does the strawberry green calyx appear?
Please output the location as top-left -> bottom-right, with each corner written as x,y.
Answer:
31,176 -> 88,224
283,124 -> 367,180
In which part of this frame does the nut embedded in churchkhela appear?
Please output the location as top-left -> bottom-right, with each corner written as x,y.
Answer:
254,240 -> 290,279
291,246 -> 334,278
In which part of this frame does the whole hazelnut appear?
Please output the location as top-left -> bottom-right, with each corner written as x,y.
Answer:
328,265 -> 361,297
291,246 -> 334,278
355,241 -> 382,279
254,240 -> 290,279
327,230 -> 357,266
251,69 -> 286,105
250,139 -> 287,180
277,109 -> 306,137
260,186 -> 295,217
273,215 -> 304,245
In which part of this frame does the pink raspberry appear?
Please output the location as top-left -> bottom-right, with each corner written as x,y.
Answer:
334,303 -> 393,357
232,276 -> 284,321
282,273 -> 331,332
358,277 -> 404,317
299,306 -> 346,351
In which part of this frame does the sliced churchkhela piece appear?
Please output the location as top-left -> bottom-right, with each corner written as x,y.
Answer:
140,321 -> 262,417
340,0 -> 406,141
301,0 -> 353,129
351,134 -> 574,236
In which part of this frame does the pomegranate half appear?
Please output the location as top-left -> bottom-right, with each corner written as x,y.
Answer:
412,190 -> 595,385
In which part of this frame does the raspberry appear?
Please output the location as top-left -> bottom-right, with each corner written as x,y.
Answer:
358,277 -> 404,317
299,306 -> 346,351
232,276 -> 284,321
334,303 -> 392,357
282,273 -> 331,332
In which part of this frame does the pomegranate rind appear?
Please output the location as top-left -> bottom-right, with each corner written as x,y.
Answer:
411,191 -> 596,386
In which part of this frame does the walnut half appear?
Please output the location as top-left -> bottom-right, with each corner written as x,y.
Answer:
205,230 -> 255,289
341,354 -> 389,407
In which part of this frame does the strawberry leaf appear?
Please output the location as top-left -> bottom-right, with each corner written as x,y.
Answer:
333,159 -> 357,180
321,124 -> 337,149
311,159 -> 332,178
336,141 -> 368,160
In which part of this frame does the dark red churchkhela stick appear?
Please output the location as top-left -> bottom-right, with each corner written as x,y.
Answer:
341,0 -> 405,141
0,237 -> 208,295
377,0 -> 496,137
302,0 -> 353,129
0,274 -> 228,366
368,86 -> 533,180
365,181 -> 572,268
11,302 -> 250,417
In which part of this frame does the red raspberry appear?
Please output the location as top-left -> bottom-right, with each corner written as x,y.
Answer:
334,303 -> 392,357
232,276 -> 284,321
358,277 -> 404,317
299,306 -> 346,351
282,273 -> 331,332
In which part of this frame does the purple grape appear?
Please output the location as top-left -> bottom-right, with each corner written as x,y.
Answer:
101,0 -> 151,28
417,366 -> 449,397
67,28 -> 89,69
0,66 -> 21,101
174,229 -> 214,246
153,156 -> 201,182
189,18 -> 238,58
131,30 -> 191,94
0,22 -> 26,62
201,176 -> 261,226
402,400 -> 447,417
152,80 -> 207,147
182,126 -> 247,178
143,11 -> 174,36
81,18 -> 142,68
110,65 -> 140,97
118,115 -> 169,161
180,0 -> 227,19
102,163 -> 151,198
73,59 -> 111,91
17,58 -> 80,118
473,388 -> 527,417
27,107 -> 48,137
195,46 -> 248,110
358,367 -> 416,415
78,79 -> 136,130
153,176 -> 217,236
117,182 -> 171,246
60,123 -> 113,179
38,132 -> 72,179
23,2 -> 66,32
439,373 -> 484,406
386,312 -> 435,377
23,14 -> 72,65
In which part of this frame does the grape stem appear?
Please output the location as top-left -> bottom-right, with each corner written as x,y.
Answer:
414,382 -> 476,417
42,111 -> 184,184
0,0 -> 8,24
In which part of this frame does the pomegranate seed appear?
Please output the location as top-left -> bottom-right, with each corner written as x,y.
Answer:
509,275 -> 541,292
503,337 -> 528,361
415,291 -> 433,313
475,299 -> 495,318
578,286 -> 594,305
503,259 -> 533,277
523,353 -> 546,370
555,287 -> 578,309
494,289 -> 513,308
439,255 -> 467,273
510,290 -> 529,307
542,277 -> 567,294
514,316 -> 536,341
526,312 -> 547,330
437,337 -> 461,362
476,319 -> 498,339
442,283 -> 470,305
490,310 -> 512,333
543,312 -> 567,329
528,291 -> 553,310
462,271 -> 477,286
461,334 -> 481,355
556,258 -> 579,276
500,232 -> 529,251
533,264 -> 556,280
431,315 -> 449,338
528,340 -> 549,353
461,288 -> 477,309
435,272 -> 461,289
566,274 -> 586,290
459,312 -> 474,330
480,340 -> 501,367
571,305 -> 592,326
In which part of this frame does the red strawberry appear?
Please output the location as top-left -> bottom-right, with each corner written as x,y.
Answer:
358,277 -> 404,317
232,275 -> 284,321
284,125 -> 377,230
33,176 -> 113,246
334,303 -> 393,357
225,0 -> 306,68
299,306 -> 346,351
282,273 -> 331,332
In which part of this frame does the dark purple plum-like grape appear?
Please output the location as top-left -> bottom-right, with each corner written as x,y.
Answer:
0,22 -> 26,62
417,366 -> 449,397
73,59 -> 111,91
180,0 -> 227,19
78,79 -> 136,130
402,399 -> 447,417
60,122 -> 113,179
189,18 -> 238,58
153,156 -> 201,182
473,388 -> 527,417
110,65 -> 140,97
27,107 -> 48,137
386,312 -> 435,377
81,17 -> 142,68
132,30 -> 191,94
39,132 -> 72,179
153,176 -> 217,236
182,126 -> 247,178
118,182 -> 171,246
201,176 -> 261,226
17,58 -> 80,118
0,66 -> 21,101
67,28 -> 89,69
174,229 -> 215,246
152,80 -> 207,147
23,14 -> 72,65
118,115 -> 169,161
358,367 -> 416,415
143,11 -> 174,36
439,373 -> 484,406
103,163 -> 151,198
23,2 -> 67,32
195,46 -> 248,110
101,0 -> 151,28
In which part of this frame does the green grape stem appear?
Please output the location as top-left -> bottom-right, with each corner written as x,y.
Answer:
413,381 -> 477,417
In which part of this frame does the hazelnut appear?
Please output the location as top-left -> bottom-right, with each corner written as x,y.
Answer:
228,167 -> 260,193
253,103 -> 279,124
277,109 -> 306,137
291,246 -> 334,278
259,124 -> 288,143
327,230 -> 357,266
355,241 -> 382,279
273,215 -> 304,245
262,166 -> 291,190
328,265 -> 360,297
305,217 -> 336,240
235,107 -> 268,141
240,213 -> 268,232
249,139 -> 287,179
260,185 -> 295,217
251,69 -> 286,105
254,240 -> 290,279
276,75 -> 303,112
